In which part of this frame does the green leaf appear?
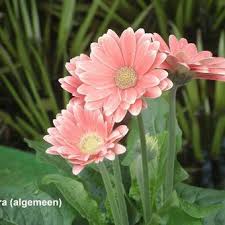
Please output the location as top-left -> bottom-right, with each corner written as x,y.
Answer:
0,145 -> 55,186
143,97 -> 182,151
25,139 -> 72,175
180,198 -> 223,219
167,207 -> 202,225
42,174 -> 106,225
176,183 -> 225,225
0,185 -> 76,225
174,160 -> 189,185
0,146 -> 76,225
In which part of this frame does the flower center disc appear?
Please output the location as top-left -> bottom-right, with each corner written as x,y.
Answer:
115,67 -> 137,89
80,133 -> 103,154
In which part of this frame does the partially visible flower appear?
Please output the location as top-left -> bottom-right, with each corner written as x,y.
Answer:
43,100 -> 128,175
74,27 -> 172,122
59,54 -> 90,102
153,33 -> 225,84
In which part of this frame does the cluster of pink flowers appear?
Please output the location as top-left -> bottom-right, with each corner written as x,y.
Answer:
44,28 -> 225,175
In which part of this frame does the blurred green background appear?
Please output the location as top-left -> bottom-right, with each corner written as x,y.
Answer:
0,0 -> 225,188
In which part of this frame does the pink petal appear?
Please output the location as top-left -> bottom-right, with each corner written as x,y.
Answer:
122,88 -> 137,104
113,107 -> 127,123
114,144 -> 126,154
107,29 -> 120,43
105,152 -> 116,160
135,28 -> 145,41
148,69 -> 168,80
169,35 -> 179,54
101,34 -> 124,67
129,99 -> 143,116
153,33 -> 170,52
196,73 -> 225,81
90,43 -> 119,70
104,90 -> 121,116
138,75 -> 160,88
120,27 -> 136,66
85,99 -> 104,110
46,146 -> 59,155
72,165 -> 85,175
145,86 -> 162,98
135,50 -> 157,75
151,53 -> 167,68
134,40 -> 150,67
79,72 -> 115,88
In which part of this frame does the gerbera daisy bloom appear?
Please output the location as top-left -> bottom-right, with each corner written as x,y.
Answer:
43,100 -> 128,175
59,54 -> 90,103
152,33 -> 225,84
74,27 -> 172,122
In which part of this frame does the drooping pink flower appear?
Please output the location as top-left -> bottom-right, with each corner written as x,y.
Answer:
43,100 -> 128,175
73,28 -> 172,122
59,54 -> 90,102
152,33 -> 225,82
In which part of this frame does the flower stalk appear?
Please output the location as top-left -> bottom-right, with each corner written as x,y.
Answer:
165,86 -> 178,198
137,114 -> 151,224
98,163 -> 121,225
112,157 -> 129,225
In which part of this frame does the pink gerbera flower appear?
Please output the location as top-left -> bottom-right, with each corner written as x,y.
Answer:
74,27 -> 172,122
59,54 -> 90,102
152,33 -> 225,83
43,100 -> 128,175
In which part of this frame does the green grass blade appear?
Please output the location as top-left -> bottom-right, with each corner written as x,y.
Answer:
175,0 -> 184,35
215,31 -> 225,112
213,10 -> 225,30
170,22 -> 182,38
94,0 -> 120,39
30,46 -> 58,114
0,28 -> 15,57
137,0 -> 147,9
31,0 -> 41,41
71,0 -> 101,55
177,103 -> 190,140
153,0 -> 168,38
183,92 -> 203,161
196,29 -> 203,51
211,116 -> 225,158
16,116 -> 42,138
0,111 -> 27,137
99,2 -> 129,28
19,0 -> 33,39
185,80 -> 200,110
184,0 -> 194,26
12,0 -> 19,17
56,0 -> 76,65
1,75 -> 36,126
131,3 -> 153,29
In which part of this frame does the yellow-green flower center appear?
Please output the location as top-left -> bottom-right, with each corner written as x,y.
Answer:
115,67 -> 137,89
79,133 -> 103,154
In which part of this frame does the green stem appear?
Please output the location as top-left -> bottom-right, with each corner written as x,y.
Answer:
137,114 -> 151,224
165,86 -> 177,198
112,157 -> 129,225
98,163 -> 121,225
